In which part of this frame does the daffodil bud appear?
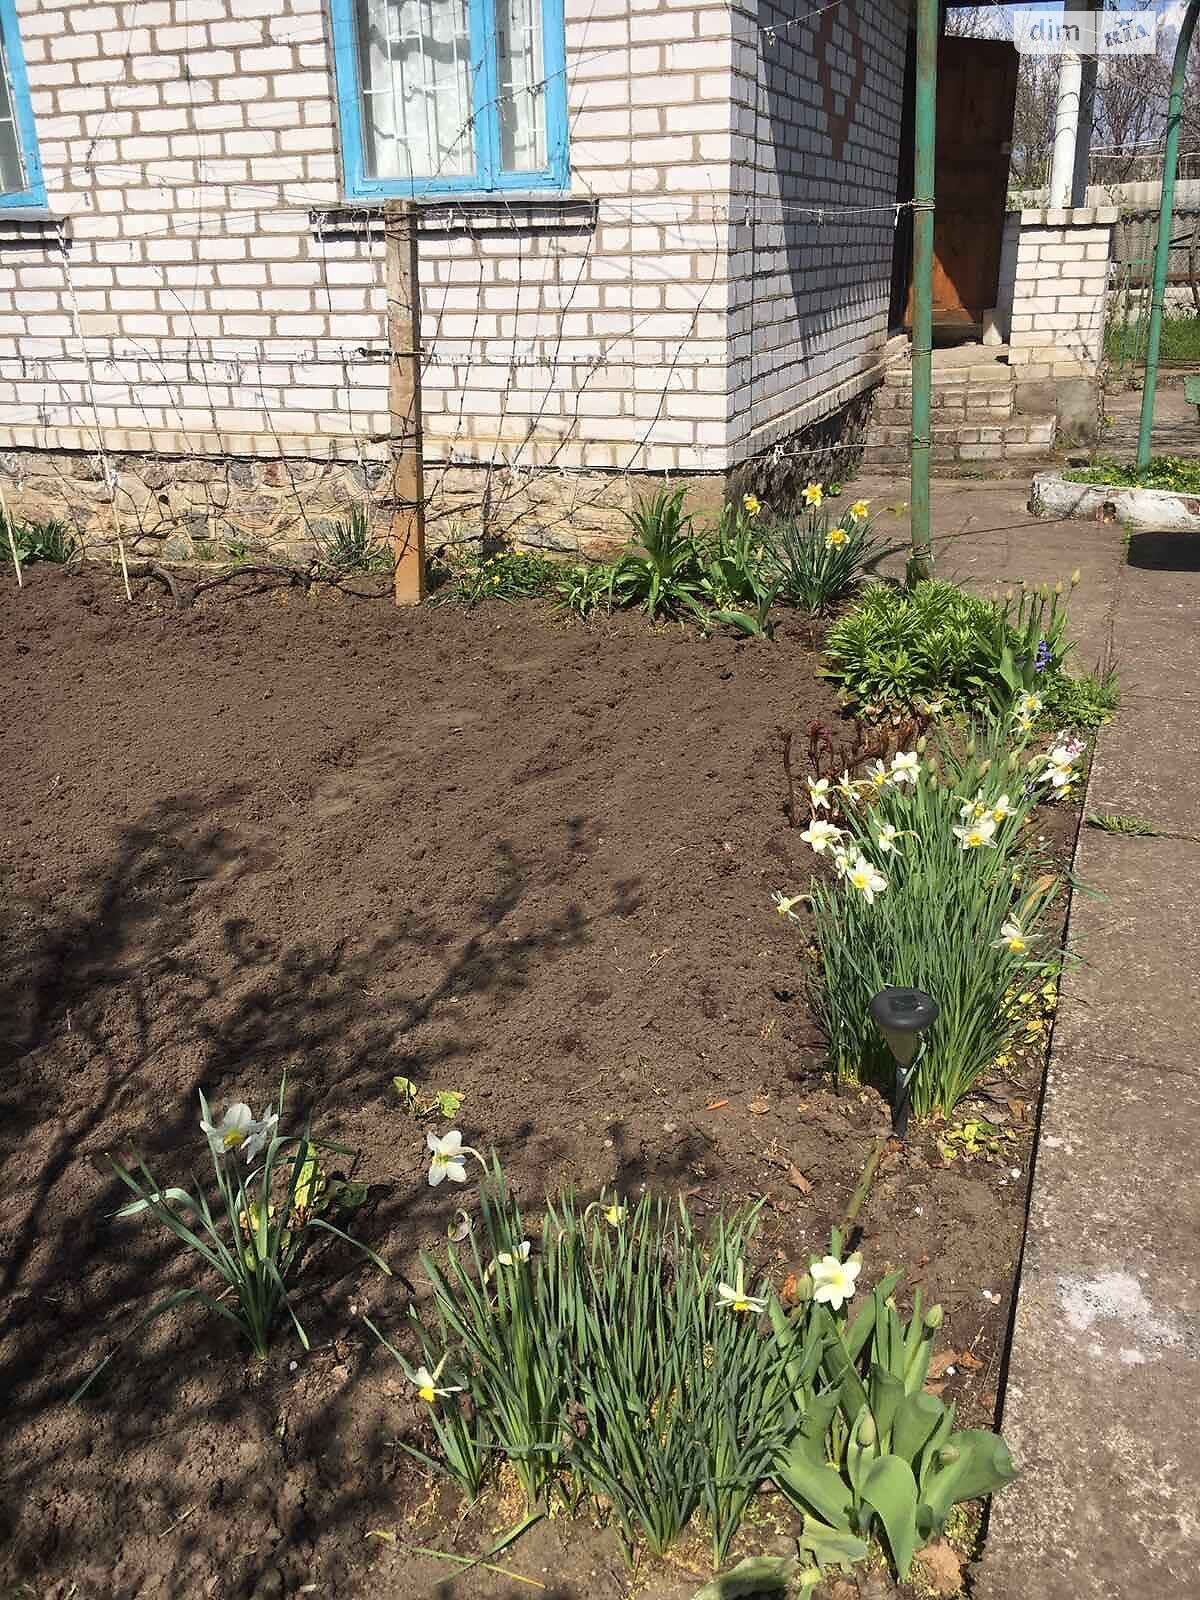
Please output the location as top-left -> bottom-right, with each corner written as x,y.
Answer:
858,1413 -> 878,1447
792,1272 -> 814,1302
1071,567 -> 1081,587
925,1303 -> 944,1329
916,735 -> 927,754
1004,588 -> 1013,602
1040,582 -> 1050,600
965,738 -> 976,757
978,757 -> 992,776
1054,580 -> 1063,595
1007,752 -> 1019,770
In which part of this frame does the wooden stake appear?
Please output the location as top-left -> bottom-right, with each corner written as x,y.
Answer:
0,481 -> 22,588
109,484 -> 132,603
385,198 -> 425,605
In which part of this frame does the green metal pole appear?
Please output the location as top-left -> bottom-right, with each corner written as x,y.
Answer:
1136,0 -> 1200,468
908,0 -> 938,584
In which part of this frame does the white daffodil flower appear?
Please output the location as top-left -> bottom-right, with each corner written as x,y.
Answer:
604,1202 -> 626,1226
835,769 -> 860,807
953,816 -> 998,850
875,823 -> 905,854
426,1129 -> 480,1187
200,1100 -> 278,1162
411,1353 -> 462,1405
772,890 -> 806,921
919,696 -> 946,717
1017,691 -> 1043,718
866,759 -> 890,790
810,1253 -> 862,1311
847,855 -> 888,903
889,750 -> 920,785
800,817 -> 844,854
989,794 -> 1016,824
1042,746 -> 1077,789
959,791 -> 988,822
1015,714 -> 1035,736
994,918 -> 1029,954
831,847 -> 852,879
807,777 -> 831,811
716,1262 -> 766,1315
497,1239 -> 532,1266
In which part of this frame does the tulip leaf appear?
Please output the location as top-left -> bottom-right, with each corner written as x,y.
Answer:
690,1555 -> 797,1599
775,1440 -> 854,1526
861,1455 -> 920,1578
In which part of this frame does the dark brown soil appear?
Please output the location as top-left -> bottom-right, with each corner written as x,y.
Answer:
0,565 -> 1073,1600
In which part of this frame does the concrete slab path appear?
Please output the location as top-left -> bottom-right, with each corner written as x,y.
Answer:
855,474 -> 1200,1597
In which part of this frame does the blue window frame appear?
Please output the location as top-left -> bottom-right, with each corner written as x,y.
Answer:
331,0 -> 568,199
0,0 -> 46,210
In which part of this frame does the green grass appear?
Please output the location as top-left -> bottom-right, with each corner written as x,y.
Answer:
1086,812 -> 1156,836
1104,308 -> 1200,368
1064,455 -> 1200,494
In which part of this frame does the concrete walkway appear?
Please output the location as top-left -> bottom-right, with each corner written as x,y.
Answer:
857,475 -> 1200,1597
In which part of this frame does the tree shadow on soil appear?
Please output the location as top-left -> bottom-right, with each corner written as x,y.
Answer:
0,795 -> 705,1597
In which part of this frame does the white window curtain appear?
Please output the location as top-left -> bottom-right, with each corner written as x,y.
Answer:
354,0 -> 548,183
495,0 -> 546,173
355,0 -> 475,182
0,38 -> 26,193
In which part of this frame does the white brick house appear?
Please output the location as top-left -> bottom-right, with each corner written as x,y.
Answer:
0,0 -> 912,554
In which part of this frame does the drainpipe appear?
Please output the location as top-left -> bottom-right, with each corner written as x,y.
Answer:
908,0 -> 937,585
1137,0 -> 1200,468
1071,0 -> 1100,206
1048,49 -> 1082,209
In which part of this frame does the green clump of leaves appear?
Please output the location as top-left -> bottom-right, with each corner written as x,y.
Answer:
609,484 -> 706,619
1063,454 -> 1200,494
392,1076 -> 466,1120
802,717 -> 1063,1118
772,1237 -> 1016,1579
823,577 -> 1077,716
370,1170 -> 1015,1584
312,506 -> 392,574
1041,666 -> 1119,730
434,545 -> 561,608
1086,811 -> 1156,836
3,513 -> 78,565
556,559 -> 616,618
762,503 -> 885,614
72,1080 -> 389,1398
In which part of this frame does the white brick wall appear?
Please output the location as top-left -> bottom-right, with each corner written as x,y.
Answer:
725,0 -> 908,461
0,0 -> 908,478
1001,207 -> 1116,375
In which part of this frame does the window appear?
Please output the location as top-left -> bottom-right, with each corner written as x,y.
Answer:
0,0 -> 46,210
331,0 -> 568,198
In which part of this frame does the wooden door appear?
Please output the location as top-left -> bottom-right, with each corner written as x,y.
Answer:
905,36 -> 1018,329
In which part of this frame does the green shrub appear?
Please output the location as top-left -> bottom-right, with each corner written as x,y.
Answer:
72,1082 -> 389,1399
556,559 -> 616,618
374,1169 -> 791,1565
773,1237 -> 1016,1578
313,506 -> 392,574
823,578 -> 1076,715
372,1165 -> 1017,1582
764,496 -> 885,613
3,513 -> 78,564
1064,454 -> 1200,494
792,722 -> 1065,1117
1041,666 -> 1119,729
610,485 -> 706,618
435,546 -> 561,607
695,500 -> 774,610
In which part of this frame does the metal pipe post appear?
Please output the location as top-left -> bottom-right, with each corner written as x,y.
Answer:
1137,0 -> 1200,467
908,0 -> 938,585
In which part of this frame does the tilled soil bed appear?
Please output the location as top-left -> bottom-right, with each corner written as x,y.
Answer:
0,566 -> 1076,1600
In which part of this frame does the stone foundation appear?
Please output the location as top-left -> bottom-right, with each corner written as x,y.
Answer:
0,393 -> 879,564
0,446 -> 736,562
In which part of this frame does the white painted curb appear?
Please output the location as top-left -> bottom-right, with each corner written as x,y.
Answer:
1030,471 -> 1200,530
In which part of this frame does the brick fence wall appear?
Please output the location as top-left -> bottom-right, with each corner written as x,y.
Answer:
0,0 -> 909,554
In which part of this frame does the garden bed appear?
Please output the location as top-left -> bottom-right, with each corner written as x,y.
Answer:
0,564 -> 1081,1599
1031,467 -> 1200,530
